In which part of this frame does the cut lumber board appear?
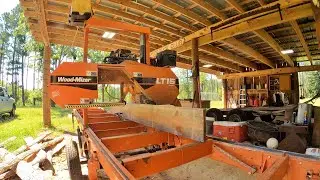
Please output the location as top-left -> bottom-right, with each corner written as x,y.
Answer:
110,104 -> 205,142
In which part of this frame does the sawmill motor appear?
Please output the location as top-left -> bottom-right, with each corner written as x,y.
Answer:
103,49 -> 137,64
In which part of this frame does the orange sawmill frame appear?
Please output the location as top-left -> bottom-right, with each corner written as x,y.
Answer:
73,108 -> 320,180
71,17 -> 320,180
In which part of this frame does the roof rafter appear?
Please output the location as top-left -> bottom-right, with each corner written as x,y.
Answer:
290,20 -> 313,65
227,0 -> 293,67
154,3 -> 312,58
173,0 -> 275,68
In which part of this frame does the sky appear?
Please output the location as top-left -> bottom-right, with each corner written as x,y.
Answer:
0,0 -> 19,14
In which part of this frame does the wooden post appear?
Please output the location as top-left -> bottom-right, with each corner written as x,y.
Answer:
83,27 -> 89,63
292,72 -> 299,104
43,45 -> 51,127
223,79 -> 227,109
120,83 -> 125,102
191,38 -> 201,108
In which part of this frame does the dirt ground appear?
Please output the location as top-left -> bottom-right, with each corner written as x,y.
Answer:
52,149 -> 254,180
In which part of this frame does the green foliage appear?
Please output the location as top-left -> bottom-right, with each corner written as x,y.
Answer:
299,61 -> 320,98
173,68 -> 222,101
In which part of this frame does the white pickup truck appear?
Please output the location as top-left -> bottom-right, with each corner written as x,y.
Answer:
0,87 -> 15,117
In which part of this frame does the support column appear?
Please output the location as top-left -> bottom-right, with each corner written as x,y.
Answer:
191,38 -> 201,108
43,45 -> 51,127
88,152 -> 100,180
120,83 -> 125,102
292,72 -> 299,105
83,27 -> 89,63
223,79 -> 228,109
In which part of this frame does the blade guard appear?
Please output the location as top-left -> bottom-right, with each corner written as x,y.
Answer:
49,62 -> 98,108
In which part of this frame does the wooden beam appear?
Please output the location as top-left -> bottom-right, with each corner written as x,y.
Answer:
122,141 -> 213,178
200,45 -> 258,69
192,38 -> 201,108
223,0 -> 292,67
222,38 -> 275,68
290,20 -> 313,65
35,0 -> 50,45
312,3 -> 320,50
151,3 -> 313,56
42,45 -> 51,127
105,0 -> 196,32
225,0 -> 245,13
189,0 -> 226,19
101,131 -> 174,153
254,29 -> 294,66
257,0 -> 266,6
219,65 -> 320,79
180,51 -> 244,72
152,0 -> 211,26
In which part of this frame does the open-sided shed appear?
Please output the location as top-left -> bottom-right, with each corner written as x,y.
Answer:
19,0 -> 320,121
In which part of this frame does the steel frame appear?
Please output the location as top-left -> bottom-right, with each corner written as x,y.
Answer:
73,108 -> 320,180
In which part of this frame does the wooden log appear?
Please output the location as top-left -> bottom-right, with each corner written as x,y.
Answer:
0,137 -> 16,148
0,136 -> 63,174
0,148 -> 16,163
13,131 -> 52,155
47,140 -> 65,163
16,161 -> 52,180
0,149 -> 49,179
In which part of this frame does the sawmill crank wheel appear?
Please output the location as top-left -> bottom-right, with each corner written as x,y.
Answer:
65,136 -> 83,180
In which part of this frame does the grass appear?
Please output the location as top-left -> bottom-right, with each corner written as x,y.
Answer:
0,106 -> 74,151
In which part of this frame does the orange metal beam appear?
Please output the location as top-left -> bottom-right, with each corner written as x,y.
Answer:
86,128 -> 135,179
122,140 -> 213,178
211,141 -> 320,179
101,131 -> 175,153
95,126 -> 146,138
258,155 -> 289,180
86,16 -> 151,34
88,116 -> 121,123
89,121 -> 139,131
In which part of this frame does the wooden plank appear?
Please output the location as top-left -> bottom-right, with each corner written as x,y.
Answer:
219,65 -> 320,79
110,104 -> 206,142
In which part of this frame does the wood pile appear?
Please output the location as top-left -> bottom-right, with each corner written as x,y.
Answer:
0,131 -> 66,179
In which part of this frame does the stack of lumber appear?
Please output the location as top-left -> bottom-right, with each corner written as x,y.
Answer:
0,131 -> 65,179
